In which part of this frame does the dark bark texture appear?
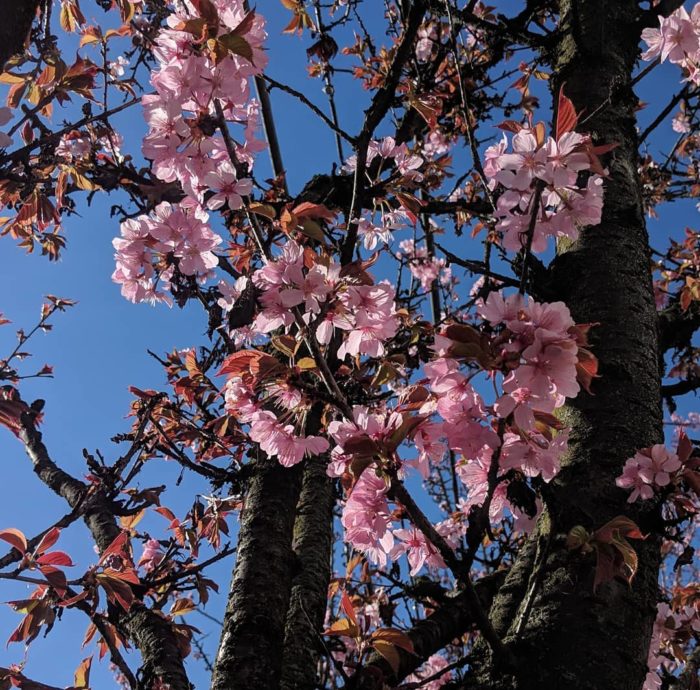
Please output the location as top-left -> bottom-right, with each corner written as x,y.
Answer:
280,454 -> 336,690
468,2 -> 663,688
0,0 -> 40,71
210,454 -> 303,690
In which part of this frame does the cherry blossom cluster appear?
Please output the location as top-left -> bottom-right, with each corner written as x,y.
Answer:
616,444 -> 682,503
342,135 -> 424,182
644,602 -> 700,690
326,406 -> 453,570
218,240 -> 402,359
112,0 -> 266,303
326,293 -> 590,571
642,4 -> 700,84
215,241 -> 404,468
483,126 -> 605,252
143,0 -> 266,190
429,292 -> 583,513
112,202 -> 221,304
223,366 -> 329,468
396,239 -> 455,292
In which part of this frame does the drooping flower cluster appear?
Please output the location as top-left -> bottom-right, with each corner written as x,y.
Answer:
644,602 -> 700,690
112,0 -> 266,303
218,240 -> 401,359
421,292 -> 587,520
327,293 -> 591,571
483,125 -> 605,252
113,202 -> 221,304
616,444 -> 682,502
222,356 -> 330,468
642,5 -> 700,84
326,406 -> 451,570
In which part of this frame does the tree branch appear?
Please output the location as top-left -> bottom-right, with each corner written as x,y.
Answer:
341,0 -> 428,264
350,570 -> 506,688
389,476 -> 516,671
16,413 -> 192,690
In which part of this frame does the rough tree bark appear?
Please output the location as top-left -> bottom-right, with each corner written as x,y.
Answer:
280,454 -> 336,690
210,454 -> 303,690
467,1 -> 663,688
0,0 -> 40,71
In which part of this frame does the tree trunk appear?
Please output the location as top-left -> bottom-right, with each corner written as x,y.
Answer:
0,0 -> 40,70
210,455 -> 303,690
470,2 -> 663,688
280,454 -> 336,690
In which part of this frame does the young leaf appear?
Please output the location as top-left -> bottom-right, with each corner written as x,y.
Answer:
0,528 -> 27,555
34,527 -> 61,556
556,84 -> 579,140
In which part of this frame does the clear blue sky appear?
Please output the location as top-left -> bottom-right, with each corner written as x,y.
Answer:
0,2 -> 696,687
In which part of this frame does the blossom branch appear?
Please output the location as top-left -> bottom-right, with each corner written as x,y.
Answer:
388,475 -> 517,671
341,0 -> 428,264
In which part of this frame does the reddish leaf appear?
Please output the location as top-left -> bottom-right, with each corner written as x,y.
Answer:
555,84 -> 578,140
0,397 -> 31,438
39,565 -> 68,596
575,348 -> 599,395
0,529 -> 27,555
395,192 -> 426,225
677,431 -> 693,465
97,570 -> 138,611
34,527 -> 60,556
496,120 -> 523,134
170,597 -> 197,617
591,516 -> 646,591
217,350 -> 265,377
97,531 -> 130,566
292,202 -> 336,222
36,551 -> 73,567
340,590 -> 358,627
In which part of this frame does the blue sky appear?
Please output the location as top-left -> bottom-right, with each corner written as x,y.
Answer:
0,2 -> 697,687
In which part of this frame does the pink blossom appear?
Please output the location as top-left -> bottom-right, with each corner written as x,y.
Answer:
405,654 -> 452,690
457,449 -> 508,520
341,468 -> 394,567
390,527 -> 445,575
617,444 -> 681,502
249,410 -> 329,467
138,539 -> 164,573
337,311 -> 398,359
500,430 -> 568,482
204,164 -> 253,210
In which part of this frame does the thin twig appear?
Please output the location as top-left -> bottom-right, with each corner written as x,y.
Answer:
389,476 -> 516,671
262,74 -> 356,147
